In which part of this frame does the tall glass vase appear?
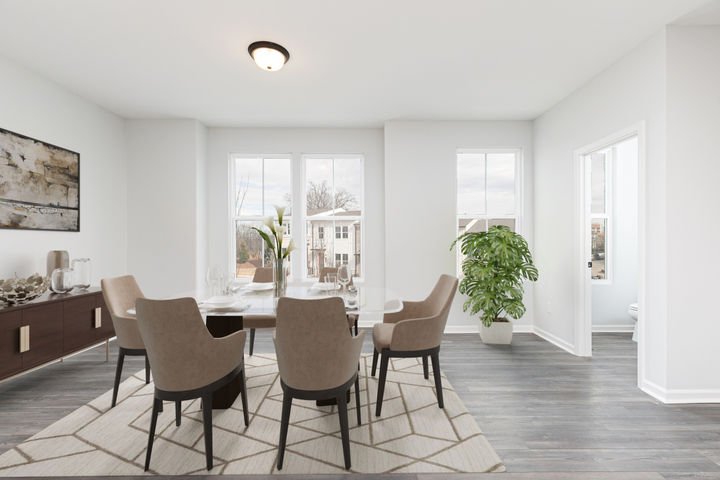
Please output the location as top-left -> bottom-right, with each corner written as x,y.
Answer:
273,257 -> 287,297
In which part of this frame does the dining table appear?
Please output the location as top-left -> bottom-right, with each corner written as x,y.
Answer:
129,283 -> 403,409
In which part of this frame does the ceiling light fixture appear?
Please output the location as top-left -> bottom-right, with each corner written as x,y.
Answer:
248,41 -> 289,71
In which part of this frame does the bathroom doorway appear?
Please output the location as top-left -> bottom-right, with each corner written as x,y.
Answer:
573,124 -> 646,379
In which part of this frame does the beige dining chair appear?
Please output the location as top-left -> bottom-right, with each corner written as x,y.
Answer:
243,267 -> 275,355
274,297 -> 363,470
370,274 -> 458,417
319,266 -> 358,335
101,275 -> 156,407
136,297 -> 249,471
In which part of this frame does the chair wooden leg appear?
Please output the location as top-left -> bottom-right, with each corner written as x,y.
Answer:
239,370 -> 249,427
249,328 -> 255,356
337,390 -> 351,470
354,375 -> 361,426
371,348 -> 378,377
144,397 -> 161,471
422,356 -> 429,379
201,393 -> 214,470
111,349 -> 125,408
145,354 -> 150,384
175,401 -> 181,426
277,391 -> 292,470
430,351 -> 444,409
375,353 -> 389,417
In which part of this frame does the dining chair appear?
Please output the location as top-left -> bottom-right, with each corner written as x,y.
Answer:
274,297 -> 363,470
319,266 -> 358,335
101,275 -> 160,408
243,267 -> 275,355
370,274 -> 458,417
136,297 -> 249,471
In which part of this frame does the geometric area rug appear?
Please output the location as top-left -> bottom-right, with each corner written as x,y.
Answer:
0,354 -> 504,475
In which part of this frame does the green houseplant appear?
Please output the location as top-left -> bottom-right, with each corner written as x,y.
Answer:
451,225 -> 538,344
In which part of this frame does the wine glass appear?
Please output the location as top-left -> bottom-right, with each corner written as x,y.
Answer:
337,264 -> 351,296
205,265 -> 225,297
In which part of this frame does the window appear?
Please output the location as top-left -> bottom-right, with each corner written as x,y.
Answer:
305,155 -> 363,278
456,150 -> 521,274
231,156 -> 292,279
587,149 -> 611,281
318,226 -> 324,239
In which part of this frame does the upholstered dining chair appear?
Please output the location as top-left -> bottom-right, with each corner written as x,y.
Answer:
370,274 -> 458,417
101,275 -> 154,408
243,267 -> 275,355
274,297 -> 363,470
319,266 -> 359,335
136,297 -> 249,471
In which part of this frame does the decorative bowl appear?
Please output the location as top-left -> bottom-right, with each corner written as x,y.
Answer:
0,274 -> 50,307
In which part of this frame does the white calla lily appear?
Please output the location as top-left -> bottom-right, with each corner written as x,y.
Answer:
274,205 -> 286,222
275,225 -> 285,236
263,216 -> 275,232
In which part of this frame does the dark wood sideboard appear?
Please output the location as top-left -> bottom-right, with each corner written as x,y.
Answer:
0,288 -> 115,382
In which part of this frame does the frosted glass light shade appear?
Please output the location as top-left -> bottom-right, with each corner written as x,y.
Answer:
248,42 -> 289,71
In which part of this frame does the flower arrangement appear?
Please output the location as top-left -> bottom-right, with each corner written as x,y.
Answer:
252,205 -> 295,296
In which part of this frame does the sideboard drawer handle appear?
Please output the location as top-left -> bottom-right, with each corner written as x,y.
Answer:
19,325 -> 30,353
94,307 -> 102,328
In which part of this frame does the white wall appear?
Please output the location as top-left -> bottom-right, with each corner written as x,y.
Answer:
125,119 -> 206,298
665,25 -> 720,396
533,32 -> 668,388
383,120 -> 534,330
592,137 -> 639,328
205,128 -> 385,295
0,56 -> 127,284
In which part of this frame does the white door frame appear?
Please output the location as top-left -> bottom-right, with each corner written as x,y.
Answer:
572,123 -> 646,369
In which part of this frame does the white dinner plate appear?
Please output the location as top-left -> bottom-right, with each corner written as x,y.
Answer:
201,296 -> 237,308
201,301 -> 249,313
311,282 -> 338,291
245,282 -> 274,291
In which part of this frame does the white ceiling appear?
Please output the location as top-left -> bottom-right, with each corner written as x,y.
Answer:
0,0 -> 711,127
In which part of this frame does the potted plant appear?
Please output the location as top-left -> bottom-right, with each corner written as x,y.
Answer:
451,225 -> 538,344
252,205 -> 296,297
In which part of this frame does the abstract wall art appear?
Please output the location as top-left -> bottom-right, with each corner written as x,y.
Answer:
0,128 -> 80,232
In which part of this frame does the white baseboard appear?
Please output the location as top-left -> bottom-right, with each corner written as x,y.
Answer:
532,326 -> 576,355
359,321 -> 533,334
641,378 -> 720,404
592,324 -> 634,333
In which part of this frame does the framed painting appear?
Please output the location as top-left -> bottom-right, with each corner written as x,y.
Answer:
0,128 -> 80,232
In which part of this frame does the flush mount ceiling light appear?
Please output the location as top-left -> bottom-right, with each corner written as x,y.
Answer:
248,41 -> 289,71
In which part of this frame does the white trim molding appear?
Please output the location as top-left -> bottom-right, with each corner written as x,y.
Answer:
641,379 -> 720,404
591,324 -> 634,333
532,326 -> 576,355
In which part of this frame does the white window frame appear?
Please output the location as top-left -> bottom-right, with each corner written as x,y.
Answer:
455,148 -> 523,276
587,147 -> 613,284
301,154 -> 365,281
228,153 -> 293,281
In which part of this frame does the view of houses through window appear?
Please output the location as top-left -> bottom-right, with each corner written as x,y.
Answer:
305,156 -> 363,279
231,155 -> 363,280
456,150 -> 520,274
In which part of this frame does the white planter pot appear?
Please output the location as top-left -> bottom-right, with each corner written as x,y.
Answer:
479,321 -> 513,344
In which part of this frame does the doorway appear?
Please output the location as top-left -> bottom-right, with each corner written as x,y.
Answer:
573,124 -> 646,379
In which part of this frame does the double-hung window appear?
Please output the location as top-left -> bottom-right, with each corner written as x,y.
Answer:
231,155 -> 292,279
304,155 -> 363,279
587,149 -> 612,281
456,149 -> 521,274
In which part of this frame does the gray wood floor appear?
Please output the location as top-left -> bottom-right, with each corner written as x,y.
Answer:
1,332 -> 719,479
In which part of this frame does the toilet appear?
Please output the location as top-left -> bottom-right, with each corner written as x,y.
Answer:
628,302 -> 638,342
